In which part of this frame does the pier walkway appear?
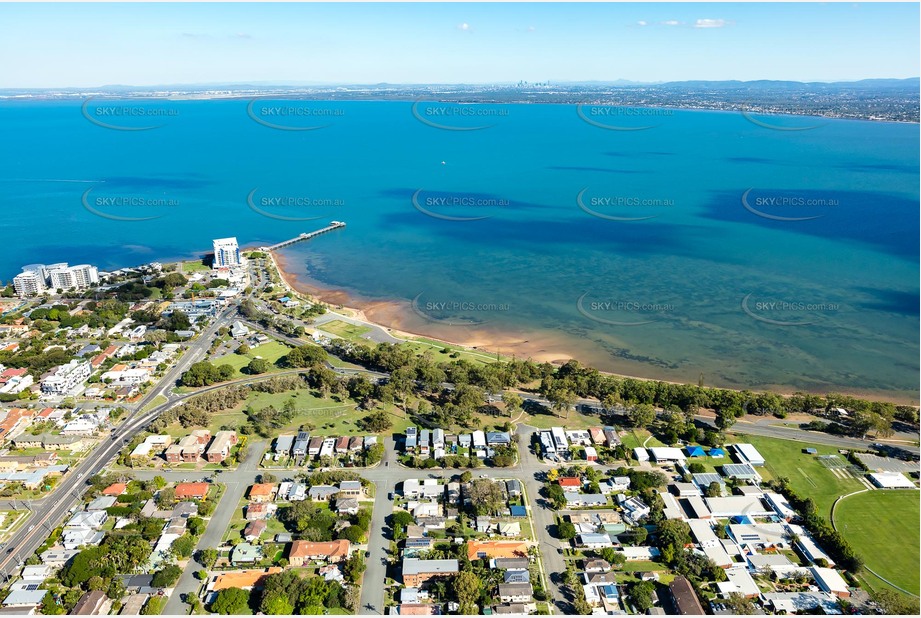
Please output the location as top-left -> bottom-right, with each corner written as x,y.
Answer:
265,221 -> 346,251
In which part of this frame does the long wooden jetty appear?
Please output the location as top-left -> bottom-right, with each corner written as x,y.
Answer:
265,221 -> 346,251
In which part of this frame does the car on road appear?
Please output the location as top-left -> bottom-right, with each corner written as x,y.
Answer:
28,525 -> 35,532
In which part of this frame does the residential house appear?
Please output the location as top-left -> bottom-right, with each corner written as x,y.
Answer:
205,430 -> 237,463
401,558 -> 460,587
231,543 -> 263,565
466,540 -> 529,561
498,583 -> 533,604
308,485 -> 339,501
245,503 -> 273,521
243,520 -> 267,542
306,436 -> 323,458
209,568 -> 282,592
338,480 -> 363,497
336,497 -> 360,515
165,430 -> 211,463
174,482 -> 209,499
248,483 -> 277,503
274,435 -> 295,457
288,540 -> 352,566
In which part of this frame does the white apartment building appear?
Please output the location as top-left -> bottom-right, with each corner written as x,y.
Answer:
13,263 -> 99,296
48,264 -> 99,290
13,270 -> 46,297
41,360 -> 92,395
212,237 -> 241,269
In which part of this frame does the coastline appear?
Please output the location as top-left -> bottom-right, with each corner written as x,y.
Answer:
267,250 -> 919,407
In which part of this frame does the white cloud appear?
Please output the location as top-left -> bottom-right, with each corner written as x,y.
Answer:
527,25 -> 536,32
637,20 -> 648,27
694,18 -> 728,28
660,20 -> 682,26
456,22 -> 472,32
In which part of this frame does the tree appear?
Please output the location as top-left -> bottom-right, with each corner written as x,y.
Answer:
155,487 -> 176,507
627,403 -> 656,428
620,526 -> 648,545
558,520 -> 577,540
343,551 -> 366,583
723,592 -> 757,615
187,516 -> 206,536
454,571 -> 481,615
628,580 -> 655,611
261,592 -> 294,615
656,519 -> 692,560
237,343 -> 251,356
391,510 -> 415,530
40,590 -> 66,615
198,547 -> 218,567
546,483 -> 567,509
467,478 -> 505,515
598,548 -> 627,568
247,358 -> 271,374
502,392 -> 522,417
170,534 -> 196,558
357,410 -> 392,433
460,471 -> 472,483
687,462 -> 706,474
705,481 -> 723,498
283,345 -> 328,368
212,588 -> 252,615
152,565 -> 182,587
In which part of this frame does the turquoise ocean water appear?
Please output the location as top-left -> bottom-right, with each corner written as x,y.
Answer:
0,99 -> 917,399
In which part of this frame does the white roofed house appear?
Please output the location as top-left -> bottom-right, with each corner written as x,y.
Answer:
472,430 -> 487,449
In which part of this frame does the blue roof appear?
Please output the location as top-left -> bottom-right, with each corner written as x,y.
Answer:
685,446 -> 706,457
709,448 -> 726,456
509,505 -> 527,517
731,515 -> 754,524
279,296 -> 290,302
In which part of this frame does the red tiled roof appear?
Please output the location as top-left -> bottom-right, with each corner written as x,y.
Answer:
175,482 -> 209,498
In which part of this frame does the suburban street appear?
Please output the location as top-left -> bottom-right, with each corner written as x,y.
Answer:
161,439 -> 267,615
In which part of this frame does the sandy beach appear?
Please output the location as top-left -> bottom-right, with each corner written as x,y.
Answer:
267,251 -> 917,406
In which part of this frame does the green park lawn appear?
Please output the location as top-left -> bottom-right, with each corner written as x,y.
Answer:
835,489 -> 920,596
728,434 -> 864,517
319,320 -> 371,341
225,389 -> 414,436
180,261 -> 211,273
214,341 -> 292,376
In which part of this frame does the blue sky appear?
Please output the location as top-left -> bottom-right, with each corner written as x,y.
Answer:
0,2 -> 918,87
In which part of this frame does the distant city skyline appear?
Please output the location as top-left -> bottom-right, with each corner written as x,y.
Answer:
0,2 -> 918,88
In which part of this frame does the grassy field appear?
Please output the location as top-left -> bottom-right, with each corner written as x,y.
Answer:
180,261 -> 211,273
319,320 -> 371,341
214,341 -> 292,376
728,434 -> 864,517
225,389 -> 414,436
835,490 -> 920,596
402,336 -> 507,367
